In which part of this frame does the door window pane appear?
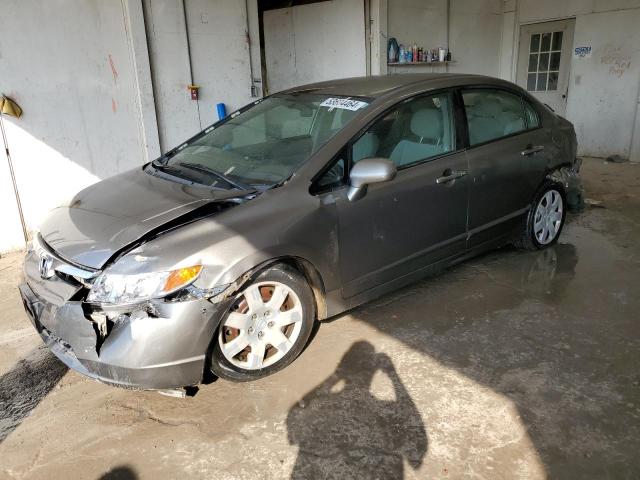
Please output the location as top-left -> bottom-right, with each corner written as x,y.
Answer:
530,34 -> 540,52
528,54 -> 538,72
549,52 -> 561,71
538,53 -> 550,72
352,93 -> 455,168
523,100 -> 540,128
313,157 -> 346,193
537,73 -> 548,91
463,89 -> 527,145
527,74 -> 537,91
547,72 -> 559,91
541,32 -> 552,51
552,31 -> 563,50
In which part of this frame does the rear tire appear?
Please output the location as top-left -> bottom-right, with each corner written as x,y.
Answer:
514,182 -> 566,251
210,264 -> 316,382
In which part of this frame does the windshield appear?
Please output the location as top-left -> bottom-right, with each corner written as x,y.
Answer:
152,93 -> 370,189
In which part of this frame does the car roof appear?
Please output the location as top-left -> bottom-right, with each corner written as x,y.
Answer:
279,73 -> 503,99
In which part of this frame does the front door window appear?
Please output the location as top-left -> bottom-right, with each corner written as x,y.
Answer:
351,92 -> 455,168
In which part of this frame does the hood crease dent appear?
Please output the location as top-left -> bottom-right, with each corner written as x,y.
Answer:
39,167 -> 252,270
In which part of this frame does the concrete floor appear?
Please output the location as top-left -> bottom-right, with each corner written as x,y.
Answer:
1,158 -> 639,479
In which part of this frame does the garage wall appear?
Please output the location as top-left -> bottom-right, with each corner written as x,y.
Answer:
143,0 -> 201,152
386,0 -> 503,76
0,0 -> 155,253
566,8 -> 640,159
145,0 -> 261,151
0,0 -> 262,254
448,0 -> 503,75
263,0 -> 367,93
500,0 -> 640,160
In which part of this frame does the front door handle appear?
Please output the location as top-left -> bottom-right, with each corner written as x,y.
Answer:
521,145 -> 545,156
436,169 -> 467,184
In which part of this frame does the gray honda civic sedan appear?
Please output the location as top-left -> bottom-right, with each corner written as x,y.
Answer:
20,74 -> 582,391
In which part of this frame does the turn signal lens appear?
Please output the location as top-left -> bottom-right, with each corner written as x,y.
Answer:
163,265 -> 203,294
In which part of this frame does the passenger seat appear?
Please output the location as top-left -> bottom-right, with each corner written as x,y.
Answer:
390,109 -> 445,167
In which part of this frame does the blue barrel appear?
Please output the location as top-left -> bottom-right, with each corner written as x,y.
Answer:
216,103 -> 227,120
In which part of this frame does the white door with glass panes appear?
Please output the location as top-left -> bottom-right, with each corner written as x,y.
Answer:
516,20 -> 575,116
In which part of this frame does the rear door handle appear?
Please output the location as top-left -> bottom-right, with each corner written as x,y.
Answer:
436,169 -> 467,184
521,145 -> 545,156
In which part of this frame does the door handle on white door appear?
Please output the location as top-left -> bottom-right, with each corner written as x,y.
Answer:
521,145 -> 545,156
436,169 -> 467,184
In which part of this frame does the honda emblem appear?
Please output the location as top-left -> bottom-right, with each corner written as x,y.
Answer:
38,253 -> 54,279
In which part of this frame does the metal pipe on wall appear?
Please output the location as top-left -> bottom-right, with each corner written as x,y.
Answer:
245,0 -> 259,97
181,0 -> 202,128
445,0 -> 450,72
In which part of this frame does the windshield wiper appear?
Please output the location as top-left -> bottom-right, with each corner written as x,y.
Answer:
178,162 -> 252,191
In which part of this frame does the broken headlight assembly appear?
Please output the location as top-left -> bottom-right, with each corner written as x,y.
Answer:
86,265 -> 203,305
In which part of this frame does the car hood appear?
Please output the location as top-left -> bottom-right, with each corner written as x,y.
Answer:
39,166 -> 252,270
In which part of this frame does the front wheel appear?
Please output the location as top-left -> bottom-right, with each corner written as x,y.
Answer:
210,265 -> 316,382
515,183 -> 566,251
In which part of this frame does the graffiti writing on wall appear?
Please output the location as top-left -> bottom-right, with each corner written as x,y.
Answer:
600,45 -> 632,78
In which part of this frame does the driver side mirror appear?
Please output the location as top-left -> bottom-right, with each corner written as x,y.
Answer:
348,157 -> 397,201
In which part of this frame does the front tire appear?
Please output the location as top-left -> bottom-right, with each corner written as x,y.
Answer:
515,183 -> 566,251
210,265 -> 316,382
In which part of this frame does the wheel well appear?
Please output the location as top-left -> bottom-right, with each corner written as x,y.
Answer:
202,256 -> 328,384
236,256 -> 328,321
273,257 -> 328,321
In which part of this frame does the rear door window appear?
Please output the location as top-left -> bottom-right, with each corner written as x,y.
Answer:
462,89 -> 528,146
523,99 -> 541,129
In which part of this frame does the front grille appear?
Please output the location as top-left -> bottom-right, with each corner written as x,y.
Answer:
33,235 -> 100,285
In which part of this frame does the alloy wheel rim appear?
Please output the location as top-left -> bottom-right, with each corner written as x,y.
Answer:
218,281 -> 303,370
534,189 -> 563,245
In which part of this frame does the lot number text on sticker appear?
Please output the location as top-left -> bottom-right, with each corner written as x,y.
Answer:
320,98 -> 368,111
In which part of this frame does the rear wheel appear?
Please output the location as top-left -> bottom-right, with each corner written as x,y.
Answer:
515,183 -> 566,251
210,265 -> 315,382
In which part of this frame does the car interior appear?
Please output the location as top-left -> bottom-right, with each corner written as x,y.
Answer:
353,93 -> 454,167
462,90 -> 528,145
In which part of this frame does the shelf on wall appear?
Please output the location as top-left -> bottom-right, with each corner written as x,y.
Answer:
387,61 -> 455,66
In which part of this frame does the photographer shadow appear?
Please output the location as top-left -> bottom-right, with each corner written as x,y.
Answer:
287,341 -> 427,479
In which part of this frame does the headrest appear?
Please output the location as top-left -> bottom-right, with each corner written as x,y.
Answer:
410,108 -> 442,140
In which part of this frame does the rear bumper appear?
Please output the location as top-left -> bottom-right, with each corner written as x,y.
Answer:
20,255 -> 228,389
549,160 -> 584,213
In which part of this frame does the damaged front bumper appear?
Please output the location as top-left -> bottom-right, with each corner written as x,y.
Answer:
19,250 -> 228,390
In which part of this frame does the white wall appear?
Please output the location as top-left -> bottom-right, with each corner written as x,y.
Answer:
263,0 -> 367,93
565,8 -> 640,158
0,0 -> 262,253
448,0 -> 503,75
145,0 -> 261,151
500,0 -> 640,160
386,0 -> 503,76
0,0 -> 153,252
144,0 -> 201,151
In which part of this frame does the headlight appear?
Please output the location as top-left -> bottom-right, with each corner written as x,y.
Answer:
87,265 -> 203,305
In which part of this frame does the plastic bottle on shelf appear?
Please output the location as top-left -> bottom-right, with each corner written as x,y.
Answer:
388,38 -> 398,63
398,44 -> 405,63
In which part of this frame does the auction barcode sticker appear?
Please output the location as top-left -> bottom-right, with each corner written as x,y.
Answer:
320,98 -> 369,111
